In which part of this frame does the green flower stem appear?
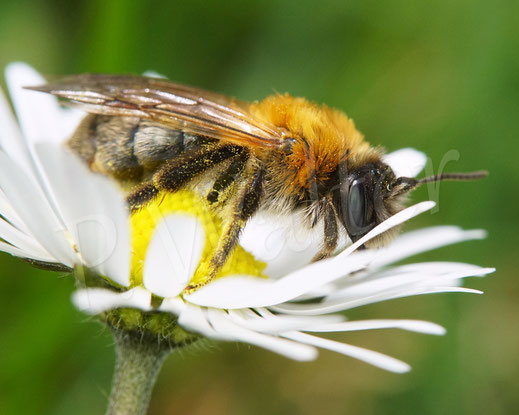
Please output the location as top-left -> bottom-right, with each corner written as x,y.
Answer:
106,329 -> 172,415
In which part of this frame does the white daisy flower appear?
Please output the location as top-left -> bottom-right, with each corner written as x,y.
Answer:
0,63 -> 130,286
0,63 -> 493,374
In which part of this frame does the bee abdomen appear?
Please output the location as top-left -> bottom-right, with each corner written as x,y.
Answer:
67,114 -> 199,181
133,120 -> 185,170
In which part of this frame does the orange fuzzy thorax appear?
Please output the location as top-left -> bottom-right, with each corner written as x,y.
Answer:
250,94 -> 381,190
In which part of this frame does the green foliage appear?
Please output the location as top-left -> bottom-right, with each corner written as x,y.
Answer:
0,0 -> 517,414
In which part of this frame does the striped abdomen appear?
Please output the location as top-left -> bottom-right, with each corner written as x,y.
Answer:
67,114 -> 203,182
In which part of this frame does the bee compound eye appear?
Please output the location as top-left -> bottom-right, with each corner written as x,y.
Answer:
347,179 -> 367,234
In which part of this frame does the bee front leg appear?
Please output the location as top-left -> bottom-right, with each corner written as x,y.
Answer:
311,196 -> 338,262
185,165 -> 264,291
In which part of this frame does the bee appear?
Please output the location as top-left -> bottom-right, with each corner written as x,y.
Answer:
29,75 -> 486,288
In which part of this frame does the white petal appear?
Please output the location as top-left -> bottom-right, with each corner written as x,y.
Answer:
271,262 -> 492,315
226,308 -> 344,334
329,262 -> 490,299
186,250 -> 376,309
4,65 -> 86,225
178,303 -> 230,340
143,214 -> 205,297
272,263 -> 491,315
159,296 -> 187,315
0,218 -> 54,260
0,150 -> 77,266
185,276 -> 276,308
304,319 -> 446,335
272,286 -> 484,316
34,144 -> 131,286
241,213 -> 322,278
5,62 -> 83,144
0,86 -> 33,173
71,287 -> 152,314
369,226 -> 487,268
337,201 -> 436,258
206,308 -> 318,361
383,148 -> 427,178
283,331 -> 411,373
238,226 -> 485,308
0,240 -> 54,262
0,189 -> 32,233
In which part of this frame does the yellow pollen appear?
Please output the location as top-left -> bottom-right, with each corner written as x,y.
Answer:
129,189 -> 267,292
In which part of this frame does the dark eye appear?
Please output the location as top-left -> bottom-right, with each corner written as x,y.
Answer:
347,179 -> 366,234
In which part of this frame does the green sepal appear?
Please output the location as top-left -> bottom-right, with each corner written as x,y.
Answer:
73,267 -> 200,347
101,307 -> 200,348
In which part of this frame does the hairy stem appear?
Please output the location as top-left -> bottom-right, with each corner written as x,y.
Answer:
106,330 -> 172,415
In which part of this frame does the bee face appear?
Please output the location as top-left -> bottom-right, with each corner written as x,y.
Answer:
331,161 -> 398,243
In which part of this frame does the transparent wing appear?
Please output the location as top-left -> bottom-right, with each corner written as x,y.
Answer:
28,74 -> 286,149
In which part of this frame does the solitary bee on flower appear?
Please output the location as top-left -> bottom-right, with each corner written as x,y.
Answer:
29,75 -> 486,290
0,64 -> 493,361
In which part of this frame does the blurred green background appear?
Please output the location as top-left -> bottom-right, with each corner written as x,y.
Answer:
0,0 -> 517,414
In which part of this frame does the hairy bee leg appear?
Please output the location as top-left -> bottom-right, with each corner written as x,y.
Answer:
185,166 -> 264,291
207,151 -> 250,204
311,196 -> 338,262
155,144 -> 243,192
127,183 -> 160,210
126,144 -> 242,210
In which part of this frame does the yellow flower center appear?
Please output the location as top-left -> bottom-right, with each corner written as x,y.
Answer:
129,189 -> 267,293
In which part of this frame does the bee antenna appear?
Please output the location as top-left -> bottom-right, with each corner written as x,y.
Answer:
387,177 -> 418,197
417,170 -> 488,185
388,170 -> 488,198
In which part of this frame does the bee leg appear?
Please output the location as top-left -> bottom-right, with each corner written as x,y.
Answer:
127,183 -> 160,210
127,144 -> 242,210
156,145 -> 243,192
185,166 -> 264,291
207,151 -> 250,205
311,196 -> 338,262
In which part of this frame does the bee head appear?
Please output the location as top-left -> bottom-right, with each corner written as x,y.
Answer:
331,161 -> 487,248
332,162 -> 398,247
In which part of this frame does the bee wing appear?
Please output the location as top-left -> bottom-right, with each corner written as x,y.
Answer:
27,74 -> 286,148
